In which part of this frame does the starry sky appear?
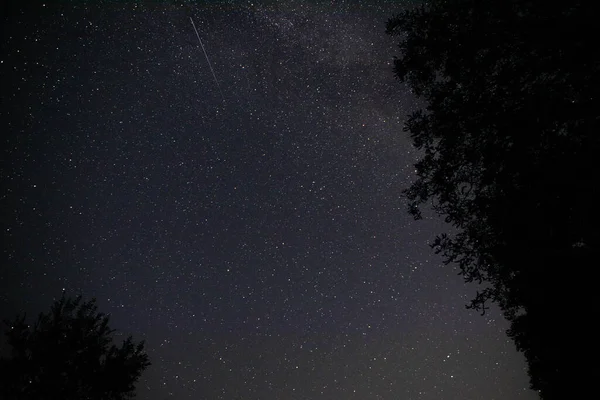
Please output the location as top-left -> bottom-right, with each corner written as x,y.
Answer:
1,1 -> 538,399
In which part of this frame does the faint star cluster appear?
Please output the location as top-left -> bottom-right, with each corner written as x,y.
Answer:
1,1 -> 537,399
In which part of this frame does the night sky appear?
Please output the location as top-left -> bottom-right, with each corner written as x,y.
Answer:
1,1 -> 538,399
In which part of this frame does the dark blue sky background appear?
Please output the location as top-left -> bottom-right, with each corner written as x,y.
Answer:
1,1 -> 537,399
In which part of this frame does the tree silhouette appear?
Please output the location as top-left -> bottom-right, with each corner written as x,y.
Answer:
0,294 -> 150,400
387,1 -> 600,398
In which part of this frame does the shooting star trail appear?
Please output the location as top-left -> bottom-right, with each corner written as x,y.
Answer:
190,17 -> 224,102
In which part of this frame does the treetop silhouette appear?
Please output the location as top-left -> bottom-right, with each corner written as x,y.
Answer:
387,1 -> 600,398
0,294 -> 150,400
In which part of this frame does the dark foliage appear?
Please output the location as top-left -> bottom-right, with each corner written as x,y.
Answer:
387,1 -> 600,398
0,294 -> 150,400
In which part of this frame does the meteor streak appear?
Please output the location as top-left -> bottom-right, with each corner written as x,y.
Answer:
190,17 -> 224,102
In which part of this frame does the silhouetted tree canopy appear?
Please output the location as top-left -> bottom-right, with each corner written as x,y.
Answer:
387,1 -> 599,398
0,294 -> 150,400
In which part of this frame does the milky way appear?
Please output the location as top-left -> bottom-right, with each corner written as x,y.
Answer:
1,1 -> 537,399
